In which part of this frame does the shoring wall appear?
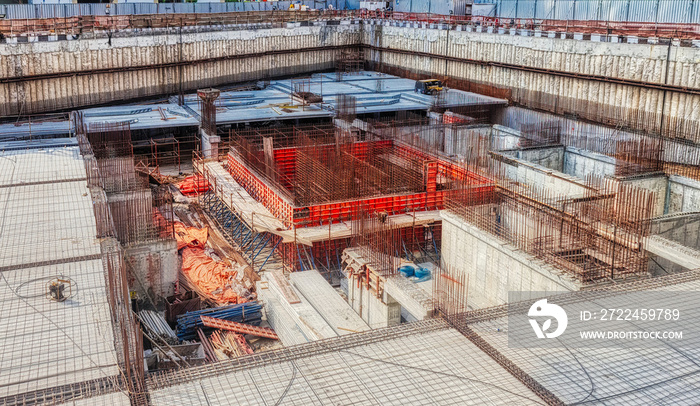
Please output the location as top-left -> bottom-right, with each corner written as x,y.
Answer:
0,23 -> 361,116
4,21 -> 700,146
365,24 -> 700,143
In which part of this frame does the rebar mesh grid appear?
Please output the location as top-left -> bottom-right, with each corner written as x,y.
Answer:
335,48 -> 365,81
0,145 -> 143,405
74,114 -> 175,247
291,77 -> 323,106
562,129 -> 664,177
350,208 -> 408,280
497,106 -> 700,180
146,320 -> 544,405
336,94 -> 357,123
451,271 -> 700,406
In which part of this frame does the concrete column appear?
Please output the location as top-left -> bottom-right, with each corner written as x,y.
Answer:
263,137 -> 274,179
444,125 -> 455,156
347,276 -> 401,328
200,128 -> 220,159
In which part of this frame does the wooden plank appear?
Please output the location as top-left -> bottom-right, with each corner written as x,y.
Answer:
269,270 -> 301,304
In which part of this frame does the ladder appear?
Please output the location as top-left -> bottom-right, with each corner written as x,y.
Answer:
200,315 -> 279,340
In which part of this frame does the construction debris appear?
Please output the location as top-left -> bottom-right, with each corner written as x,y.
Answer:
209,330 -> 254,359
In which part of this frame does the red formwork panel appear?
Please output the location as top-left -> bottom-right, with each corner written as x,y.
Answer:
227,140 -> 496,230
273,147 -> 296,190
270,141 -> 393,193
227,154 -> 294,227
291,185 -> 495,228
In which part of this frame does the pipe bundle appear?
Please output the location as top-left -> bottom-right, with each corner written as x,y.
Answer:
138,310 -> 178,345
176,302 -> 262,341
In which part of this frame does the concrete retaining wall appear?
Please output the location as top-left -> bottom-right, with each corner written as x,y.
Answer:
499,152 -> 589,197
515,146 -> 564,171
125,239 -> 178,300
0,24 -> 360,116
651,213 -> 700,250
3,22 -> 700,136
440,211 -> 581,309
621,174 -> 668,217
563,147 -> 617,179
668,175 -> 700,214
367,26 -> 700,142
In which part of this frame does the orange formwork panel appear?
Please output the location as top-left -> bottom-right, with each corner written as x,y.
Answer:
227,154 -> 294,227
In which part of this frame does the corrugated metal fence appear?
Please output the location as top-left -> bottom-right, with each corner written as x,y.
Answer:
491,0 -> 700,23
0,1 -> 361,19
4,0 -> 700,20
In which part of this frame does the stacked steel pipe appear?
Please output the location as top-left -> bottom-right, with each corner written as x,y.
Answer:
176,302 -> 262,341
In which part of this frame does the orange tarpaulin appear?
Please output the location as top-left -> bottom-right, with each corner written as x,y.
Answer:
179,175 -> 210,196
173,222 -> 251,304
181,247 -> 246,305
174,222 -> 209,250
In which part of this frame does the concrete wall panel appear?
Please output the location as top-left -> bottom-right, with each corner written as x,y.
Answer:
441,211 -> 580,309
